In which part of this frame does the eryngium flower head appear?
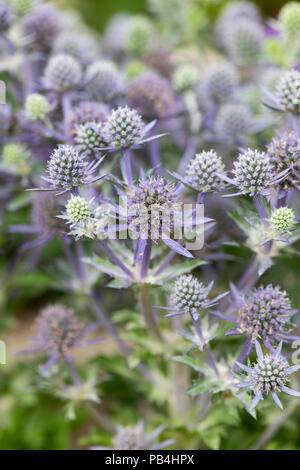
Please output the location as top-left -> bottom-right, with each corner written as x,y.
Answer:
67,102 -> 108,140
104,106 -> 144,148
127,71 -> 174,119
22,5 -> 61,53
172,64 -> 200,94
74,122 -> 107,156
126,15 -> 153,57
172,275 -> 209,314
216,1 -> 261,45
2,143 -> 31,176
53,32 -> 98,65
203,62 -> 238,102
32,193 -> 66,236
232,149 -> 273,196
46,145 -> 88,190
184,150 -> 225,193
236,341 -> 300,410
224,19 -> 263,67
25,93 -> 50,121
266,132 -> 300,191
237,285 -> 293,343
278,2 -> 300,37
11,0 -> 34,17
44,54 -> 82,92
85,61 -> 121,102
92,422 -> 174,450
276,70 -> 300,114
66,196 -> 91,223
215,103 -> 250,143
128,176 -> 180,240
270,207 -> 295,233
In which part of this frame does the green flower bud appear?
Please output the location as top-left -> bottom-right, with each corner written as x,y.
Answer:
25,93 -> 50,121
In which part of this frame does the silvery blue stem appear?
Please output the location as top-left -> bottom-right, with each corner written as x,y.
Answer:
98,240 -> 134,279
65,354 -> 80,385
62,92 -> 72,139
233,337 -> 253,371
154,251 -> 176,276
123,147 -> 133,187
254,194 -> 268,224
148,137 -> 162,174
140,239 -> 152,280
191,314 -> 219,377
178,137 -> 198,173
138,284 -> 163,340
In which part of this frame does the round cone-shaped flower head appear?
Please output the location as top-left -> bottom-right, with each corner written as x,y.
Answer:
66,196 -> 91,223
74,122 -> 107,156
224,19 -> 263,67
203,62 -> 238,102
11,0 -> 34,17
103,14 -> 132,59
261,67 -> 283,94
32,193 -> 66,236
279,2 -> 300,38
266,132 -> 300,191
25,93 -> 50,121
215,103 -> 250,143
104,106 -> 144,148
67,102 -> 108,140
22,5 -> 61,53
34,305 -> 85,356
172,275 -> 209,314
233,149 -> 273,196
53,32 -> 97,65
216,1 -> 261,45
276,70 -> 300,114
44,54 -> 82,92
270,207 -> 295,233
2,143 -> 31,176
252,354 -> 289,394
114,425 -> 146,450
85,60 -> 121,102
172,64 -> 200,94
46,145 -> 87,190
128,176 -> 180,241
238,285 -> 293,343
185,150 -> 225,193
127,71 -> 174,119
126,15 -> 153,57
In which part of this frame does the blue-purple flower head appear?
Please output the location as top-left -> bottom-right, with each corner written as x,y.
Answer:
127,71 -> 174,119
85,60 -> 122,102
74,122 -> 107,157
46,145 -> 88,190
276,70 -> 300,114
215,103 -> 250,144
203,61 -> 238,102
237,285 -> 294,344
104,106 -> 145,149
236,341 -> 300,410
22,5 -> 61,53
223,18 -> 263,67
172,275 -> 209,315
67,101 -> 108,140
44,54 -> 82,93
266,132 -> 300,192
232,149 -> 274,196
216,1 -> 261,46
184,150 -> 225,193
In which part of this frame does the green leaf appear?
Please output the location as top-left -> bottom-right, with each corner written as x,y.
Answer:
154,259 -> 206,282
83,256 -> 129,279
172,355 -> 209,374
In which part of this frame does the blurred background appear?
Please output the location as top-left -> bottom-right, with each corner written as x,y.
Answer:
54,0 -> 290,32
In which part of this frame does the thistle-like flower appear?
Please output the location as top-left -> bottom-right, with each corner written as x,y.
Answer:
231,149 -> 274,196
67,102 -> 108,140
215,103 -> 250,144
278,2 -> 300,38
104,106 -> 144,149
66,196 -> 91,224
1,143 -> 31,176
216,1 -> 261,45
184,150 -> 225,193
25,93 -> 50,121
53,32 -> 98,65
92,422 -> 174,450
236,341 -> 300,410
44,54 -> 82,92
11,0 -> 34,17
224,19 -> 263,67
172,64 -> 200,94
234,285 -> 296,345
127,71 -> 174,119
126,15 -> 153,57
85,60 -> 121,102
74,122 -> 107,157
19,305 -> 102,375
266,132 -> 300,192
22,5 -> 61,53
270,207 -> 295,234
203,62 -> 238,102
276,70 -> 300,114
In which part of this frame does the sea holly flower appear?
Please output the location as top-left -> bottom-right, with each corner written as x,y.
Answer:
22,4 -> 62,53
1,143 -> 31,177
278,2 -> 300,38
103,106 -> 145,149
25,94 -> 50,121
67,101 -> 109,141
223,18 -> 264,67
263,70 -> 300,113
85,60 -> 122,102
235,341 -> 300,410
183,150 -> 225,194
215,103 -> 251,145
91,422 -> 174,450
29,145 -> 105,194
172,64 -> 200,94
74,121 -> 107,157
270,207 -> 295,234
43,54 -> 82,93
202,61 -> 238,102
18,304 -> 102,376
